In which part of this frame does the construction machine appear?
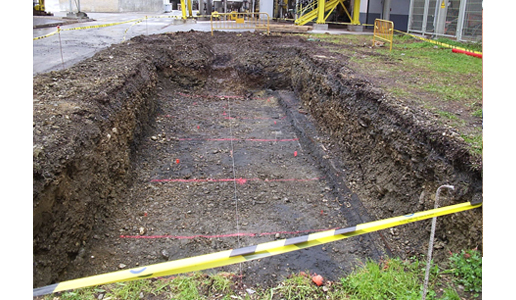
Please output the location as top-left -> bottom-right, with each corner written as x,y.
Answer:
33,0 -> 53,16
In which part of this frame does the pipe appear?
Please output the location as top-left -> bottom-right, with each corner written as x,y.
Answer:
452,48 -> 482,59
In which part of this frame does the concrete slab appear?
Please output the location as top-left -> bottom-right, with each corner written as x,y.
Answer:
33,16 -> 92,29
312,23 -> 328,31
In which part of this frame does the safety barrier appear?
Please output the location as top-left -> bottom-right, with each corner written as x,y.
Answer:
373,19 -> 394,51
33,200 -> 481,297
394,29 -> 483,57
210,12 -> 270,36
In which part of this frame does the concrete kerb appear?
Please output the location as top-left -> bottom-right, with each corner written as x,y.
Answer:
33,16 -> 90,29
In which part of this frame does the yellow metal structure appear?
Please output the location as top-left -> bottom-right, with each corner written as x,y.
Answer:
210,12 -> 270,36
33,0 -> 52,16
372,19 -> 394,51
295,0 -> 361,26
180,0 -> 194,19
352,0 -> 360,24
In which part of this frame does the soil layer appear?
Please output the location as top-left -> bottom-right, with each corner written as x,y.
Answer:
33,31 -> 482,289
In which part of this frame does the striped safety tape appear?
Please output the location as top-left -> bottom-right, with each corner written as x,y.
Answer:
33,30 -> 59,40
33,201 -> 481,297
60,18 -> 145,32
393,29 -> 482,55
33,18 -> 144,41
33,15 -> 181,41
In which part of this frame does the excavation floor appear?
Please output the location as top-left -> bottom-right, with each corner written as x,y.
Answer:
64,77 -> 386,287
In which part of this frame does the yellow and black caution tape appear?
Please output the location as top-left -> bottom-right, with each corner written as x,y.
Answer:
33,201 -> 481,297
33,30 -> 59,41
60,18 -> 144,32
122,19 -> 144,42
33,16 -> 182,41
393,29 -> 482,55
33,18 -> 144,41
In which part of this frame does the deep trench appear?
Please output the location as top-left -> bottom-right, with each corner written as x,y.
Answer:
33,32 -> 482,288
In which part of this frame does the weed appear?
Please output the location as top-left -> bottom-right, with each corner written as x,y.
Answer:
104,280 -> 155,300
461,133 -> 483,156
270,272 -> 324,300
50,287 -> 100,300
448,249 -> 482,294
472,108 -> 482,118
340,257 -> 434,300
167,274 -> 203,300
440,287 -> 462,300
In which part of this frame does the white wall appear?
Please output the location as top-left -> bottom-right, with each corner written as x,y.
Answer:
259,0 -> 274,19
57,0 -> 163,13
44,0 -> 61,12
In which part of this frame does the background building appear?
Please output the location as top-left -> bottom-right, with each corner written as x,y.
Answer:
407,0 -> 482,41
54,0 -> 164,13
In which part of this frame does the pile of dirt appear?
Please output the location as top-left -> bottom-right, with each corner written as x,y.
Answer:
33,31 -> 482,289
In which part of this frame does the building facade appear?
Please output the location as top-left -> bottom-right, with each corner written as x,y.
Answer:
57,0 -> 165,13
407,0 -> 482,41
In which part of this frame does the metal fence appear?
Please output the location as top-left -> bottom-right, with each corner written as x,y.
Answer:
373,19 -> 394,51
210,12 -> 270,36
408,0 -> 482,42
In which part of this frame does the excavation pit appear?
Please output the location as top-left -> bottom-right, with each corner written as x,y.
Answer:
33,31 -> 482,289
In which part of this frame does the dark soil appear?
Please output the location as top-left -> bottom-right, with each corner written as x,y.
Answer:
33,31 -> 482,290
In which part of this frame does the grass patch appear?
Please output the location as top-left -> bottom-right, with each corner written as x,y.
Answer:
43,250 -> 481,300
448,249 -> 482,295
461,132 -> 483,156
340,258 -> 428,299
310,32 -> 483,157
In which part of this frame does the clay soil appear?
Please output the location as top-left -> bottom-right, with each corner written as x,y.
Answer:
33,31 -> 482,290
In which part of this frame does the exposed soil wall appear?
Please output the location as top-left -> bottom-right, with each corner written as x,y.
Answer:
33,47 -> 159,285
289,52 -> 483,256
33,32 -> 482,287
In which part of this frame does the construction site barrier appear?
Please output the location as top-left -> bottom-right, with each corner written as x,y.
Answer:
210,12 -> 270,36
394,29 -> 483,56
373,19 -> 394,51
33,200 -> 481,297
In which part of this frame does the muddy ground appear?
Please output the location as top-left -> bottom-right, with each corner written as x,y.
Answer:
33,31 -> 482,290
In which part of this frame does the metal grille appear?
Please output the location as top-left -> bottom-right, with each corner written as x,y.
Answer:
444,0 -> 461,36
210,12 -> 270,36
461,0 -> 482,41
408,0 -> 482,42
409,0 -> 425,32
425,0 -> 437,34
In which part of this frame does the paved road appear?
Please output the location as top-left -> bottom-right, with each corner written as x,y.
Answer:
33,11 -> 369,75
33,12 -> 213,75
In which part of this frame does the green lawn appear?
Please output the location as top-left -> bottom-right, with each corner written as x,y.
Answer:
311,33 -> 483,157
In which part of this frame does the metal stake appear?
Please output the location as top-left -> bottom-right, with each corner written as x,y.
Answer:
57,26 -> 65,70
422,184 -> 454,300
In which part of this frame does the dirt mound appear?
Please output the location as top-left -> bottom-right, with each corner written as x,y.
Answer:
33,31 -> 482,288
